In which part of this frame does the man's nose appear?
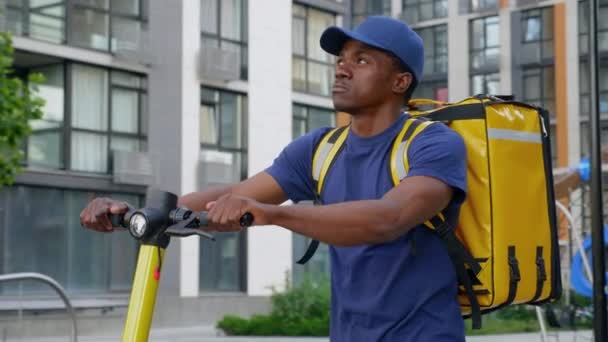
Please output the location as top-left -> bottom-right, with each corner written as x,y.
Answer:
335,62 -> 352,79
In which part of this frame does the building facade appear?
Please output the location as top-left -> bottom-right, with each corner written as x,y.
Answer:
0,0 -> 604,333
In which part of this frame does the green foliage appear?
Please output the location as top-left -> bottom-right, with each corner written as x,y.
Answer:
217,274 -> 330,336
0,32 -> 44,187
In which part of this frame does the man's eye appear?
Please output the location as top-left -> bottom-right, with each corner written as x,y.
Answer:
357,58 -> 368,64
337,59 -> 344,66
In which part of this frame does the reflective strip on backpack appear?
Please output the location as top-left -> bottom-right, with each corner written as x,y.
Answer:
487,128 -> 541,144
313,126 -> 349,196
389,118 -> 416,185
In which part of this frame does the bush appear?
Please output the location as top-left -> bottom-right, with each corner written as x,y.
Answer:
217,274 -> 330,336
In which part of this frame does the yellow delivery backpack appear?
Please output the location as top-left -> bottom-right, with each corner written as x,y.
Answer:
296,95 -> 562,329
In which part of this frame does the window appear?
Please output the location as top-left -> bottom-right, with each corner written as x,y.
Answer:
7,0 -> 146,54
201,0 -> 248,80
578,0 -> 608,55
470,16 -> 500,95
468,0 -> 498,13
199,87 -> 248,291
470,16 -> 500,71
522,66 -> 555,118
292,104 -> 335,286
0,186 -> 141,294
19,58 -> 148,174
6,0 -> 66,44
412,80 -> 448,108
352,0 -> 391,26
402,0 -> 447,24
292,4 -> 336,97
471,73 -> 500,95
522,66 -> 556,162
27,63 -> 65,169
520,7 -> 554,65
70,65 -> 147,173
579,62 -> 608,158
415,25 -> 448,75
292,104 -> 335,138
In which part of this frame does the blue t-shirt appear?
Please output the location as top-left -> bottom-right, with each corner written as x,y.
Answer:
266,113 -> 467,341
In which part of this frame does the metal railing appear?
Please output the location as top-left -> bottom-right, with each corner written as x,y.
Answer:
0,272 -> 78,342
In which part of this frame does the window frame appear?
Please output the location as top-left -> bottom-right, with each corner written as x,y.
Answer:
6,0 -> 148,53
20,60 -> 147,174
199,86 -> 249,292
292,3 -> 336,96
201,0 -> 249,80
401,0 -> 448,24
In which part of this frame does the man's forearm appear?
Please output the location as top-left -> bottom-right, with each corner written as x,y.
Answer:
178,185 -> 234,211
267,200 -> 412,246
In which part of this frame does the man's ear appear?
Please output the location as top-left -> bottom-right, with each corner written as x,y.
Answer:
392,72 -> 413,96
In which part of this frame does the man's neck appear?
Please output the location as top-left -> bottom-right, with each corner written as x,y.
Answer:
349,102 -> 403,137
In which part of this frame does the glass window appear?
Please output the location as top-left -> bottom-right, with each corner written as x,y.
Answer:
201,0 -> 248,80
521,7 -> 554,64
522,66 -> 555,121
5,0 -> 146,53
578,0 -> 608,54
415,25 -> 448,75
199,87 -> 248,292
468,0 -> 498,13
352,0 -> 391,26
70,7 -> 110,50
22,62 -> 147,173
28,64 -> 65,169
402,0 -> 447,24
292,4 -> 336,96
412,80 -> 448,109
471,73 -> 500,95
470,16 -> 500,71
72,65 -> 109,131
111,0 -> 139,15
6,0 -> 66,43
292,104 -> 335,139
0,186 -> 140,294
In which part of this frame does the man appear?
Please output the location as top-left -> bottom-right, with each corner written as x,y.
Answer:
81,16 -> 467,341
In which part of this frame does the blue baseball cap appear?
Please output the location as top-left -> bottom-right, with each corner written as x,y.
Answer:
320,16 -> 424,86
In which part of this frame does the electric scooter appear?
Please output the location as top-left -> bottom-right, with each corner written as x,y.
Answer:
107,188 -> 253,342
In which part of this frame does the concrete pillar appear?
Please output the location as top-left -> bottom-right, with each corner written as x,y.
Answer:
148,0 -> 201,296
499,6 -> 513,94
565,0 -> 581,165
247,0 -> 293,295
447,2 -> 469,101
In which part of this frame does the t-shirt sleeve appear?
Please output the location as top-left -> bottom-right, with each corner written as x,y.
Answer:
405,122 -> 467,206
265,127 -> 332,203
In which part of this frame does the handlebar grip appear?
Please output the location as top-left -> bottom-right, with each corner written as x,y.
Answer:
109,213 -> 126,228
240,212 -> 254,228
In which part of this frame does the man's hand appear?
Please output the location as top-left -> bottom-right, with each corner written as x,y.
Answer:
80,198 -> 131,232
205,193 -> 274,232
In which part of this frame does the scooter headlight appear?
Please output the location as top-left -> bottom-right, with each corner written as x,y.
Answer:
129,213 -> 148,239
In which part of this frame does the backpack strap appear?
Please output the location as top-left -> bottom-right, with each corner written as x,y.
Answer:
390,116 -> 484,329
312,126 -> 349,196
296,126 -> 349,265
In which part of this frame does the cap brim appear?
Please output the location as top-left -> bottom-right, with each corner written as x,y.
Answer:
320,26 -> 389,57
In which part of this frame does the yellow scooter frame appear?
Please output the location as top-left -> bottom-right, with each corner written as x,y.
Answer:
122,245 -> 165,342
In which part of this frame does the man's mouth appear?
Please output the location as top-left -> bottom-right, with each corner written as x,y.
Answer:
332,82 -> 349,93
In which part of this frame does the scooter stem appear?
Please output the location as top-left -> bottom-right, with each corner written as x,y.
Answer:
122,245 -> 165,342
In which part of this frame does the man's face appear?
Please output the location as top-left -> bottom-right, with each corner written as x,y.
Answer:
332,40 -> 402,113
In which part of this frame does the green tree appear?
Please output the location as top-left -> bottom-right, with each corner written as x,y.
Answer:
0,32 -> 44,186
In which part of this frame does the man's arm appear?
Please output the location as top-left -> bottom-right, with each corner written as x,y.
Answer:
206,175 -> 453,246
178,171 -> 287,211
81,171 -> 287,232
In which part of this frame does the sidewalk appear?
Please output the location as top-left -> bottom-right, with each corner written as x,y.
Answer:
10,326 -> 593,342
